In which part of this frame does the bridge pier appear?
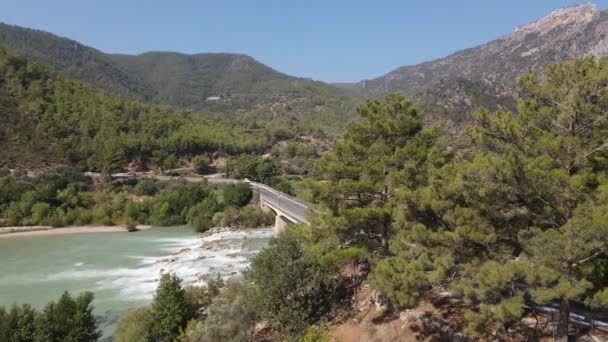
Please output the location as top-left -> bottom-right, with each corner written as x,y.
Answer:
275,215 -> 290,233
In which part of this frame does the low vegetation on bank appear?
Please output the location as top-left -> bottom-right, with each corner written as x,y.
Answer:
0,171 -> 272,232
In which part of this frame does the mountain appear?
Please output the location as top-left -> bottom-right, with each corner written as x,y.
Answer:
0,22 -> 357,125
353,3 -> 608,123
0,46 -> 268,170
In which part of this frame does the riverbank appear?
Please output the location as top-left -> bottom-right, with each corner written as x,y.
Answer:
0,224 -> 153,239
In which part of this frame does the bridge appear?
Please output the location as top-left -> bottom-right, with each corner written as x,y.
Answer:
93,172 -> 311,231
248,181 -> 310,231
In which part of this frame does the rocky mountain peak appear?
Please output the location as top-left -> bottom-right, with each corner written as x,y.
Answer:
513,3 -> 599,37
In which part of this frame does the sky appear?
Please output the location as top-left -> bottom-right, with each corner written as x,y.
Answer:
1,0 -> 607,83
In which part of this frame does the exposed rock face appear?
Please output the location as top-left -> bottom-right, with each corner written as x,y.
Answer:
513,3 -> 598,37
357,3 -> 608,124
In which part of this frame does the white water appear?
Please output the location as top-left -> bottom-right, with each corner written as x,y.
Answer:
0,226 -> 273,338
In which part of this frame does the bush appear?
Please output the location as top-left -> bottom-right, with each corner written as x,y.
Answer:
187,196 -> 222,232
63,206 -> 94,226
222,183 -> 252,208
302,325 -> 332,342
192,156 -> 210,175
226,155 -> 281,182
30,202 -> 51,225
91,204 -> 114,226
178,280 -> 257,342
132,179 -> 159,196
247,235 -> 349,337
268,177 -> 294,196
47,209 -> 67,228
216,205 -> 274,228
114,307 -> 150,342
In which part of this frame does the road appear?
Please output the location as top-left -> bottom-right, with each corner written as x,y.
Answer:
252,182 -> 309,223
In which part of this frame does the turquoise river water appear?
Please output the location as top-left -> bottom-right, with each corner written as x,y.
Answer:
0,226 -> 273,339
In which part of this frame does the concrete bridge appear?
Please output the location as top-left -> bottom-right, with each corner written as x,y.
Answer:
248,181 -> 310,232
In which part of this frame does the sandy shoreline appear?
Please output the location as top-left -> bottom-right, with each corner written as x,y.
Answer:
0,225 -> 153,239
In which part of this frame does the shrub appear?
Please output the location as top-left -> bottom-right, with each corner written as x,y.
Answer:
217,205 -> 274,228
114,307 -> 150,342
191,156 -> 210,175
47,209 -> 67,228
132,179 -> 159,196
91,204 -> 113,226
187,196 -> 222,232
178,280 -> 257,342
247,235 -> 349,337
222,183 -> 252,208
302,325 -> 332,342
30,202 -> 51,225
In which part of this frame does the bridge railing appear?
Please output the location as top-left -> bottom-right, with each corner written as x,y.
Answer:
249,181 -> 311,223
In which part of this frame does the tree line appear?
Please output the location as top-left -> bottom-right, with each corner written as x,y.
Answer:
0,291 -> 99,342
0,45 -> 309,173
303,57 -> 608,340
0,170 -> 272,232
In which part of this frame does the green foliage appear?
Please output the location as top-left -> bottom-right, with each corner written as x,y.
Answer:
183,276 -> 224,319
114,307 -> 150,342
0,46 -> 267,170
191,156 -> 210,175
301,325 -> 332,342
178,280 -> 257,342
0,291 -> 101,342
222,183 -> 253,208
246,234 -> 348,338
148,273 -> 193,342
348,58 -> 608,339
0,304 -> 37,342
132,179 -> 159,196
0,24 -> 360,136
312,93 -> 437,257
187,195 -> 221,232
213,205 -> 274,229
150,182 -> 212,226
226,155 -> 281,183
30,202 -> 50,225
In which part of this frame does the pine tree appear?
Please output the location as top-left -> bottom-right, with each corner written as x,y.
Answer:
148,273 -> 193,342
313,93 -> 437,255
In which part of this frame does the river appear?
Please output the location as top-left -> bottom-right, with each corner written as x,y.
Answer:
0,226 -> 273,338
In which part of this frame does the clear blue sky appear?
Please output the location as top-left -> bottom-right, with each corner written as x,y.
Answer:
1,1 -> 607,82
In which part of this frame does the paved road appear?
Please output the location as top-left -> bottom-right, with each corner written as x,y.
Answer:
252,182 -> 309,223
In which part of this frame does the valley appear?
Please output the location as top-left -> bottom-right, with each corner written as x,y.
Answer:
2,2 -> 608,342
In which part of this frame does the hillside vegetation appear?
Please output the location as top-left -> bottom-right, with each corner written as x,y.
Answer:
0,23 -> 359,130
0,46 -> 267,171
89,57 -> 608,342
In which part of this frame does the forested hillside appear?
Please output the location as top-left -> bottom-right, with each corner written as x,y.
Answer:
0,46 -> 268,171
0,22 -> 359,128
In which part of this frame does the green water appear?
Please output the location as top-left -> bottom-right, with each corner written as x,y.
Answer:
0,226 -> 273,338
